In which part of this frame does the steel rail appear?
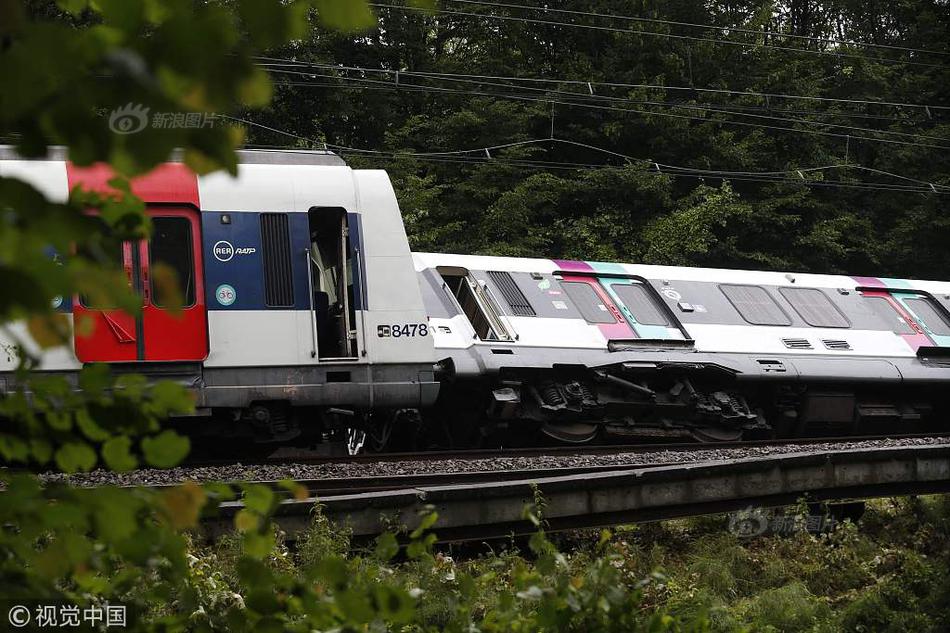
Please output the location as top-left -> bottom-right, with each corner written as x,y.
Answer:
203,444 -> 950,543
143,461 -> 685,497
190,432 -> 950,467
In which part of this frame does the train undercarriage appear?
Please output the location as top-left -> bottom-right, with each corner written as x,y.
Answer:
188,361 -> 945,456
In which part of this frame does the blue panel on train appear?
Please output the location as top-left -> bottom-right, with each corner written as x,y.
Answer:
202,212 -> 264,310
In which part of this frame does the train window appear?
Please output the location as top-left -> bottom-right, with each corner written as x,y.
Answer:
560,281 -> 616,324
610,283 -> 670,326
720,284 -> 791,326
778,287 -> 849,328
260,213 -> 294,307
865,297 -> 915,335
488,271 -> 536,316
902,297 -> 950,336
438,268 -> 511,341
150,217 -> 195,308
78,239 -> 126,308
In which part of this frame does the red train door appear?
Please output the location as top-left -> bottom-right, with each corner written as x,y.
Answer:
73,241 -> 141,362
74,207 -> 208,363
140,208 -> 208,361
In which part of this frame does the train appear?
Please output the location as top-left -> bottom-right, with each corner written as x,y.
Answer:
3,147 -> 950,453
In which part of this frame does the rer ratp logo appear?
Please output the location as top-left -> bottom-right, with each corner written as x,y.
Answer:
213,241 -> 256,262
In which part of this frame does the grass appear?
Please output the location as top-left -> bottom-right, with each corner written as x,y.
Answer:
180,495 -> 950,631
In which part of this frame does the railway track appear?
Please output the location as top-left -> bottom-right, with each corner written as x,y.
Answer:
147,460 -> 686,497
201,443 -> 950,543
191,432 -> 950,467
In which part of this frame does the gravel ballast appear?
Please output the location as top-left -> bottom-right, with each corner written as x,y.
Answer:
34,436 -> 950,488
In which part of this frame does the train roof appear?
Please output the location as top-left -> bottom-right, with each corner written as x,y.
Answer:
412,251 -> 950,295
0,145 -> 346,167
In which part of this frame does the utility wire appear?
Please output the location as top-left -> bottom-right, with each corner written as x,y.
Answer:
446,0 -> 950,58
256,56 -> 950,113
221,115 -> 949,194
262,77 -> 925,123
265,70 -> 950,150
368,3 -> 950,70
266,65 -> 950,145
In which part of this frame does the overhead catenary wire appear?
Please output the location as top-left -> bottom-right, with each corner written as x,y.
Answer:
220,115 -> 949,194
255,56 -> 950,113
445,0 -> 950,59
264,65 -> 950,146
263,69 -> 950,151
368,3 -> 950,70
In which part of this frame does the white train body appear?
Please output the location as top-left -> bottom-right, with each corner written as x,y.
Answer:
3,148 -> 950,443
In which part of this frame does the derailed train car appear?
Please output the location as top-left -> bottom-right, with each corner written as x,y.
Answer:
2,148 -> 950,450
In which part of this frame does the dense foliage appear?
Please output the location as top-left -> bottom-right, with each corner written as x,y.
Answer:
251,0 -> 950,278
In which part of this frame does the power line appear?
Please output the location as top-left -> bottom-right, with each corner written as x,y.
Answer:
368,3 -> 950,70
264,65 -> 950,145
256,56 -> 950,113
222,116 -> 949,194
264,68 -> 950,150
446,0 -> 950,59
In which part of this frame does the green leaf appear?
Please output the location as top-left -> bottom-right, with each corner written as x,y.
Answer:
160,481 -> 207,529
241,484 -> 275,515
373,584 -> 414,622
278,479 -> 309,501
313,0 -> 375,31
149,380 -> 194,415
76,409 -> 110,441
0,434 -> 30,462
237,65 -> 273,107
243,531 -> 274,560
373,532 -> 400,561
102,435 -> 138,471
55,441 -> 98,473
78,363 -> 112,396
29,438 -> 53,464
140,430 -> 190,468
410,510 -> 438,539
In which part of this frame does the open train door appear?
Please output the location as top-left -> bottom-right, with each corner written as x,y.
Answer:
74,207 -> 208,363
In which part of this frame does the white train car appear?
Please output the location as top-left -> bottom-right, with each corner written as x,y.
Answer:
2,147 -> 950,448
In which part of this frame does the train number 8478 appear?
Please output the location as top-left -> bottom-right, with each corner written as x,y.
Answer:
377,323 -> 429,338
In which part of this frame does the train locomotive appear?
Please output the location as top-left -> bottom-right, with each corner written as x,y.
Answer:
3,147 -> 950,452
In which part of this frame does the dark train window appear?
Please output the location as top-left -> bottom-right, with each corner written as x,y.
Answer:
865,297 -> 915,335
903,297 -> 950,336
610,283 -> 670,326
779,287 -> 849,328
260,213 -> 294,307
720,284 -> 791,326
560,281 -> 615,324
150,217 -> 195,308
79,239 -> 126,308
488,271 -> 535,317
